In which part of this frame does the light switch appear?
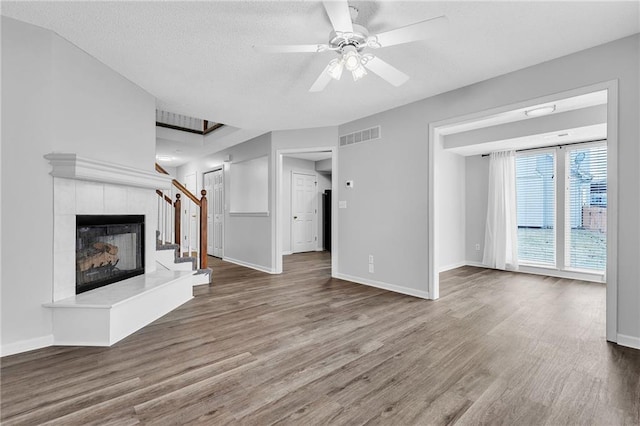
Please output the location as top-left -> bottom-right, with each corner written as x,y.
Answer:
339,201 -> 347,209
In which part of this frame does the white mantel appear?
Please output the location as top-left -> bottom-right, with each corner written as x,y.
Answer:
44,153 -> 172,190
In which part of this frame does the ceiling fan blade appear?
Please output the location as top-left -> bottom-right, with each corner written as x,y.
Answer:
323,1 -> 354,34
370,15 -> 448,48
363,56 -> 409,87
254,44 -> 331,53
309,64 -> 333,92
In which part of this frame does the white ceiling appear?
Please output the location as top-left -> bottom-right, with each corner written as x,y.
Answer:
3,1 -> 639,134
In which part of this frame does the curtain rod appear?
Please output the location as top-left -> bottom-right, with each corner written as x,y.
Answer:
481,138 -> 607,157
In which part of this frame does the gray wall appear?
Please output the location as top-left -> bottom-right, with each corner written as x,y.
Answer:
338,34 -> 639,339
465,156 -> 490,264
177,133 -> 272,271
1,17 -> 156,352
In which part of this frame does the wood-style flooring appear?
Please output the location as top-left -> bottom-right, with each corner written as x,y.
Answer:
2,252 -> 639,425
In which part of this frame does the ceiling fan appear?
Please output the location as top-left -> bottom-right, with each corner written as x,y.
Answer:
254,1 -> 448,92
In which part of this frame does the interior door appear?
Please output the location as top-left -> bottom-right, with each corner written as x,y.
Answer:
184,173 -> 198,257
204,171 -> 214,256
212,169 -> 224,258
292,172 -> 318,253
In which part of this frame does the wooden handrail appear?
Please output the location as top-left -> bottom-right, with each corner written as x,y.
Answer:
155,163 -> 170,175
155,163 -> 200,205
172,180 -> 200,205
155,190 -> 172,204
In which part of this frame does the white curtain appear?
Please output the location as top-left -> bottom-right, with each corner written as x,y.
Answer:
483,150 -> 519,270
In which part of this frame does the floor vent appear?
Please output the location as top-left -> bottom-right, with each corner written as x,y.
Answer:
339,126 -> 381,147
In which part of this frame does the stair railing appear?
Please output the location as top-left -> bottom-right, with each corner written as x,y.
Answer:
155,163 -> 208,269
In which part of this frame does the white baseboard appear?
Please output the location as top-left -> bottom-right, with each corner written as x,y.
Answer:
439,261 -> 467,273
465,261 -> 486,268
334,273 -> 429,299
282,250 -> 293,256
1,334 -> 54,357
617,333 -> 640,350
223,257 -> 276,274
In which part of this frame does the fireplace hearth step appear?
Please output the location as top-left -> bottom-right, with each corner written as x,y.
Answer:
43,270 -> 194,346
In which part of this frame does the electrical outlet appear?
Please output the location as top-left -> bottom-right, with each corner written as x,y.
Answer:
368,263 -> 374,273
368,255 -> 374,264
475,243 -> 481,251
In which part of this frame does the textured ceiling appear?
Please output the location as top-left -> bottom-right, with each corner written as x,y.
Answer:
3,1 -> 639,132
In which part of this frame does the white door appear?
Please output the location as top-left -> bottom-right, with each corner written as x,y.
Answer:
212,169 -> 224,258
184,173 -> 198,256
204,169 -> 224,258
292,172 -> 318,253
204,172 -> 214,256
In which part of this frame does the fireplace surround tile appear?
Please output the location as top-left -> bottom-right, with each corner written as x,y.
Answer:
104,185 -> 128,214
76,181 -> 104,214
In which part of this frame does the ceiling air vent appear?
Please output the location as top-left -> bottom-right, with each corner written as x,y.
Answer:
339,126 -> 381,147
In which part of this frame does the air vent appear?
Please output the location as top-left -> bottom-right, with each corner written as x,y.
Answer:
339,126 -> 381,147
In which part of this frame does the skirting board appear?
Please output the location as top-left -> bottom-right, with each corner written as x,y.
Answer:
223,257 -> 276,274
335,273 -> 429,299
1,334 -> 54,357
439,261 -> 468,273
282,251 -> 293,256
617,334 -> 640,350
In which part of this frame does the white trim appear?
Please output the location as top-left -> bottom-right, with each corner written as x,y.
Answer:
229,211 -> 269,217
223,256 -> 276,274
616,334 -> 640,350
605,80 -> 618,343
516,265 -> 604,283
439,261 -> 467,273
275,146 -> 338,276
282,250 -> 293,255
335,273 -> 430,299
429,80 -> 619,341
1,335 -> 54,357
465,261 -> 486,268
44,153 -> 173,189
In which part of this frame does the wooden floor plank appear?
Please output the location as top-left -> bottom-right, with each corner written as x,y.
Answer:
2,251 -> 639,424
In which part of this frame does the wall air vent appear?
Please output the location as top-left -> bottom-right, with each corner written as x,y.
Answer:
339,125 -> 381,147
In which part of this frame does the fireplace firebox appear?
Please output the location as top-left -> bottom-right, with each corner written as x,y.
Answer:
76,215 -> 145,294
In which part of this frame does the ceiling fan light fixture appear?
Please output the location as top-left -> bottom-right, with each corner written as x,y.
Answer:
351,64 -> 367,81
342,45 -> 361,71
327,58 -> 344,80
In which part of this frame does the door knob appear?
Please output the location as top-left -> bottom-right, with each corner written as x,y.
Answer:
294,216 -> 298,219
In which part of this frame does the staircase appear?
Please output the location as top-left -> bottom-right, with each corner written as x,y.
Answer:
155,164 -> 212,285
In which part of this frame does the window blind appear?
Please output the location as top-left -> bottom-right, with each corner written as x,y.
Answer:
516,152 -> 556,266
566,144 -> 607,271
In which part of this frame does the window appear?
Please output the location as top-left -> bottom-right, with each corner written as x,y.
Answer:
515,142 -> 607,274
566,144 -> 607,271
516,152 -> 556,266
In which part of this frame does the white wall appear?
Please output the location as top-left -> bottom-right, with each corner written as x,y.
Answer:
177,133 -> 273,272
465,156 -> 490,264
1,17 -> 156,354
338,34 -> 640,341
436,145 -> 466,272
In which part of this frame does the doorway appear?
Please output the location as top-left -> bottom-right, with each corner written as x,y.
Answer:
428,81 -> 618,342
204,168 -> 224,258
275,148 -> 337,275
